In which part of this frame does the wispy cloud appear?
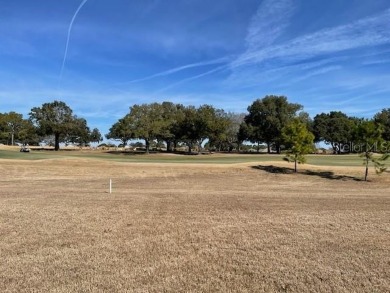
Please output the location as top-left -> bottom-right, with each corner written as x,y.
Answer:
233,8 -> 390,68
155,5 -> 390,93
362,58 -> 390,65
245,0 -> 295,51
147,0 -> 295,92
119,56 -> 231,84
155,65 -> 228,93
114,0 -> 295,91
225,57 -> 344,90
323,88 -> 390,107
283,65 -> 342,85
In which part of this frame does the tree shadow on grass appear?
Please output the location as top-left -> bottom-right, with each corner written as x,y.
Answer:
106,150 -> 212,156
106,151 -> 157,156
252,165 -> 294,174
106,150 -> 167,156
252,165 -> 363,181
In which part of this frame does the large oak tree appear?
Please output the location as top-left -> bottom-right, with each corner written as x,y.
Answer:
106,114 -> 136,147
128,103 -> 166,154
245,95 -> 302,153
312,111 -> 356,154
29,100 -> 92,151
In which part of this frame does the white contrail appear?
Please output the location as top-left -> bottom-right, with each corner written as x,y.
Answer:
120,56 -> 231,84
59,0 -> 88,81
156,65 -> 228,93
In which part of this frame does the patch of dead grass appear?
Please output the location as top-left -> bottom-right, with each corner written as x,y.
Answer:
0,159 -> 389,292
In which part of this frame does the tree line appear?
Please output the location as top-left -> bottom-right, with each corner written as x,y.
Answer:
1,96 -> 389,180
105,96 -> 390,153
0,101 -> 102,150
2,97 -> 390,154
104,96 -> 390,180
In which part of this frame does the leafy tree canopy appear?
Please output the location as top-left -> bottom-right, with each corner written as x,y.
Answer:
106,114 -> 136,147
282,119 -> 315,172
245,95 -> 303,153
313,111 -> 357,153
29,100 -> 91,151
0,111 -> 38,145
354,120 -> 389,181
374,108 -> 390,141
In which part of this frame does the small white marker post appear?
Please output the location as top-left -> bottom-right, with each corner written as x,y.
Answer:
109,179 -> 112,194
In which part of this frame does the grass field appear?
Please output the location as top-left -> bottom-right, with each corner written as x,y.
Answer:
0,146 -> 379,167
1,147 -> 389,292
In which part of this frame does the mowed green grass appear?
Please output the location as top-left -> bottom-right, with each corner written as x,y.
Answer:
0,148 -> 377,167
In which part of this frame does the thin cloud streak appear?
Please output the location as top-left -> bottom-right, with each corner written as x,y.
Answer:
156,65 -> 228,93
120,56 -> 231,84
282,65 -> 342,86
362,58 -> 390,65
225,57 -> 344,90
59,0 -> 88,82
232,8 -> 390,68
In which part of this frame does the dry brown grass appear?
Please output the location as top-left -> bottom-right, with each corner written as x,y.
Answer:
0,158 -> 389,292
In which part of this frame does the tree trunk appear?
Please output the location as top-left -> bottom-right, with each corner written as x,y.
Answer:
364,158 -> 369,181
276,144 -> 281,154
188,143 -> 192,154
54,133 -> 60,151
267,143 -> 271,154
121,139 -> 128,148
166,141 -> 172,152
11,132 -> 14,146
294,159 -> 297,173
145,139 -> 150,154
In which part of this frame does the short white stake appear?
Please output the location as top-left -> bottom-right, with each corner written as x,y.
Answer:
109,179 -> 112,194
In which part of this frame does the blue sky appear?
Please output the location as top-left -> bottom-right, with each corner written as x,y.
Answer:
1,0 -> 390,136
